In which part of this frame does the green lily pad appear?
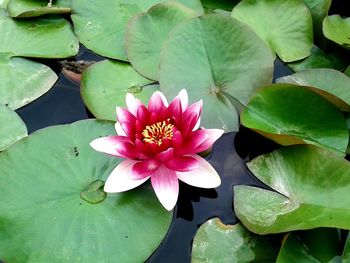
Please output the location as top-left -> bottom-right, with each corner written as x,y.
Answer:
241,83 -> 349,153
0,16 -> 78,58
231,0 -> 313,62
288,45 -> 347,72
7,0 -> 71,18
323,15 -> 350,49
0,55 -> 58,109
71,0 -> 204,61
277,69 -> 350,112
276,229 -> 342,263
302,0 -> 331,40
191,218 -> 280,263
0,105 -> 27,151
234,145 -> 350,234
343,233 -> 350,262
81,60 -> 158,121
0,119 -> 172,262
125,1 -> 198,80
159,14 -> 274,132
201,0 -> 238,12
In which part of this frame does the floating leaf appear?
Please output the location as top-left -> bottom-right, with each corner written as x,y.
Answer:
277,69 -> 350,111
346,66 -> 350,77
241,84 -> 349,153
191,218 -> 280,263
159,14 -> 274,132
343,233 -> 350,262
234,145 -> 350,234
323,15 -> 350,49
126,1 -> 197,80
231,0 -> 313,62
0,105 -> 27,151
302,0 -> 331,39
7,0 -> 71,18
71,0 -> 204,61
81,60 -> 158,121
0,119 -> 172,262
0,55 -> 58,109
201,0 -> 238,12
276,229 -> 342,263
0,16 -> 78,58
288,45 -> 347,72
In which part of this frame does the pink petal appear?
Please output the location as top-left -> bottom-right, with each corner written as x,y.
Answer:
116,107 -> 136,124
172,131 -> 183,148
115,122 -> 126,136
90,136 -> 144,159
137,105 -> 150,125
193,117 -> 201,131
148,91 -> 168,113
181,100 -> 202,135
132,159 -> 159,179
155,148 -> 175,162
165,155 -> 199,172
126,93 -> 143,116
179,129 -> 224,154
151,165 -> 179,211
104,159 -> 150,192
178,89 -> 188,112
166,97 -> 182,124
176,154 -> 221,188
90,136 -> 130,157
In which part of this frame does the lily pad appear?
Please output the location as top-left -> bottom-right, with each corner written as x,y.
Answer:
191,218 -> 280,263
0,55 -> 58,109
0,119 -> 172,262
234,145 -> 350,234
0,105 -> 27,151
7,0 -> 71,18
81,59 -> 158,121
277,69 -> 350,111
125,1 -> 198,80
343,234 -> 350,262
0,16 -> 78,58
71,0 -> 204,61
231,0 -> 313,62
323,15 -> 350,49
200,0 -> 238,12
276,229 -> 342,263
302,0 -> 331,39
159,14 -> 274,132
240,83 -> 349,153
345,66 -> 350,77
288,45 -> 347,72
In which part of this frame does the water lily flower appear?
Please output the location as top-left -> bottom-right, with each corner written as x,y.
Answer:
90,90 -> 223,211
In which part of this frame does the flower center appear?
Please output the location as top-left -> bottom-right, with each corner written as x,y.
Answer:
142,119 -> 174,145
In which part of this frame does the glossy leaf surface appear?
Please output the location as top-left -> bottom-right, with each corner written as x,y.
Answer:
323,15 -> 350,49
126,1 -> 197,80
71,0 -> 204,60
81,60 -> 157,121
231,0 -> 313,62
0,55 -> 57,109
0,119 -> 172,262
234,145 -> 350,234
277,69 -> 350,111
159,14 -> 274,132
0,105 -> 27,151
192,218 -> 280,263
7,0 -> 71,18
241,84 -> 349,153
0,16 -> 78,58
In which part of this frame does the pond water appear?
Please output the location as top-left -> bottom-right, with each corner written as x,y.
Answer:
11,0 -> 349,261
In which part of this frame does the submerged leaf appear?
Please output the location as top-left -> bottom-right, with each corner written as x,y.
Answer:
234,145 -> 350,234
191,218 -> 280,263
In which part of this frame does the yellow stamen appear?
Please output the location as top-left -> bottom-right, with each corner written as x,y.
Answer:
142,119 -> 174,145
